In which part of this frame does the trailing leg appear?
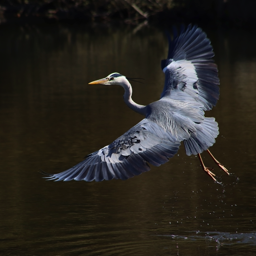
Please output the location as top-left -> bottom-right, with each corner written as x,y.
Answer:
207,150 -> 229,175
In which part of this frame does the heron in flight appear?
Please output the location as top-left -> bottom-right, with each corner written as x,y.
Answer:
46,25 -> 229,183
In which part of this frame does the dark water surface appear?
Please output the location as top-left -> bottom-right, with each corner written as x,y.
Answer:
1,23 -> 256,255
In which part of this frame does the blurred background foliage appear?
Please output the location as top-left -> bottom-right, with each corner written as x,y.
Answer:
0,0 -> 256,27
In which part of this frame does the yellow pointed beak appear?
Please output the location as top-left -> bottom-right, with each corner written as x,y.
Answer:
88,78 -> 108,85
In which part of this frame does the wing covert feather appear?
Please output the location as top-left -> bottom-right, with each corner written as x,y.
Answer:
46,119 -> 180,182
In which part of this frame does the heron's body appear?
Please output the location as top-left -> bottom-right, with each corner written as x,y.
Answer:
46,25 -> 229,183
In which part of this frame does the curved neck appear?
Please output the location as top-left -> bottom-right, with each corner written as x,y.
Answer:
121,80 -> 147,116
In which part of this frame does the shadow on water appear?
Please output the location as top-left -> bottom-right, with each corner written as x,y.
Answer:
1,23 -> 256,255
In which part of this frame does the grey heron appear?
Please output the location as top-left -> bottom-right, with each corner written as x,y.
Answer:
46,25 -> 229,183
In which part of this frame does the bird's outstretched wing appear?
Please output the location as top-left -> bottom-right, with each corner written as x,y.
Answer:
161,25 -> 219,111
46,119 -> 180,182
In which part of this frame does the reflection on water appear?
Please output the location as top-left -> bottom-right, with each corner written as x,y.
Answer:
1,24 -> 256,255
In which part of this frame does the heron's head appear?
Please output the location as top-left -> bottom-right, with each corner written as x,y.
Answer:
88,72 -> 127,86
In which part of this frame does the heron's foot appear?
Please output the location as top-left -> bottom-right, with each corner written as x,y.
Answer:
207,150 -> 229,176
218,163 -> 230,175
203,167 -> 217,182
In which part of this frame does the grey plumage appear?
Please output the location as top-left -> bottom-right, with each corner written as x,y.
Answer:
47,119 -> 180,182
46,25 -> 228,183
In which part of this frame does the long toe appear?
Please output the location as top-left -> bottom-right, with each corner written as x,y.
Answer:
204,167 -> 217,182
219,163 -> 230,175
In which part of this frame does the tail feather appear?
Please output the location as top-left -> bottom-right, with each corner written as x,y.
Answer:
184,117 -> 219,156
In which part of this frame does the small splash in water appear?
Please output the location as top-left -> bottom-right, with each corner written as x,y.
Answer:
158,231 -> 256,246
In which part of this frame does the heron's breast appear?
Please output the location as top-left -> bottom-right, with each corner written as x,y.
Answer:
146,100 -> 197,141
147,101 -> 177,128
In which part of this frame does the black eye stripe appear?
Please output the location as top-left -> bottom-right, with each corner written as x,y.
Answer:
111,73 -> 122,78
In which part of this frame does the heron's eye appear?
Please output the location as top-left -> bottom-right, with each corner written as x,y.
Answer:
109,77 -> 114,81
